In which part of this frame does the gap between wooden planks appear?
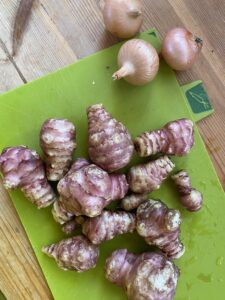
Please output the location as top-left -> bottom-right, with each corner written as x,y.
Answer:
0,0 -> 224,299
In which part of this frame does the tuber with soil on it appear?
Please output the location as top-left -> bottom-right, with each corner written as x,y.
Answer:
121,193 -> 148,211
134,119 -> 194,157
128,156 -> 174,193
57,158 -> 128,217
82,210 -> 136,244
0,146 -> 56,208
172,170 -> 203,211
87,104 -> 134,172
40,118 -> 76,181
136,200 -> 185,259
42,235 -> 99,272
105,249 -> 179,300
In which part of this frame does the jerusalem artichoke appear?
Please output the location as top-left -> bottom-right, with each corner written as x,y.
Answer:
53,158 -> 90,220
0,146 -> 56,208
62,216 -> 85,234
42,235 -> 99,272
82,210 -> 136,244
52,160 -> 92,223
121,193 -> 148,211
172,170 -> 203,211
87,104 -> 134,172
128,156 -> 174,193
136,200 -> 185,259
105,249 -> 179,300
57,158 -> 128,217
52,199 -> 74,224
134,119 -> 194,157
40,118 -> 76,181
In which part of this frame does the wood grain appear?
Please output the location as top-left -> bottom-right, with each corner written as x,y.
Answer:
0,45 -> 24,92
0,0 -> 224,299
0,179 -> 52,300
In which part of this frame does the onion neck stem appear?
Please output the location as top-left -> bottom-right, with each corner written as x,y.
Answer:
113,63 -> 135,80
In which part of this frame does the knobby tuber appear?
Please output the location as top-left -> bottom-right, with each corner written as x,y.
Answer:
121,193 -> 148,211
134,119 -> 194,157
136,200 -> 185,259
82,210 -> 136,244
105,249 -> 179,300
57,158 -> 128,217
87,104 -> 134,172
128,156 -> 174,193
42,235 -> 99,272
40,118 -> 76,181
172,170 -> 203,211
62,216 -> 86,234
0,146 -> 56,208
52,199 -> 74,224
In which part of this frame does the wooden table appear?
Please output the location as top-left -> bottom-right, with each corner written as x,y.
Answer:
0,1 -> 224,299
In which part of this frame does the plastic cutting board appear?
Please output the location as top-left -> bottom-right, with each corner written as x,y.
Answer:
0,29 -> 224,300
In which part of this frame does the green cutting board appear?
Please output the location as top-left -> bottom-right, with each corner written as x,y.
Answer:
0,29 -> 224,300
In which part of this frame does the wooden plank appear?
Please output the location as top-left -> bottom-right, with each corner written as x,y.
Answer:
0,0 -> 19,51
0,46 -> 24,92
0,1 -> 224,299
0,0 -> 24,90
12,1 -> 77,81
39,0 -> 120,58
0,179 -> 52,300
0,0 -> 77,84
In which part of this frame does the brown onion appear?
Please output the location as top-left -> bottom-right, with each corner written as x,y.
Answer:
161,27 -> 203,71
103,0 -> 143,38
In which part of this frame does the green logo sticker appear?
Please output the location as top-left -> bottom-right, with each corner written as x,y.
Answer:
186,83 -> 212,114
